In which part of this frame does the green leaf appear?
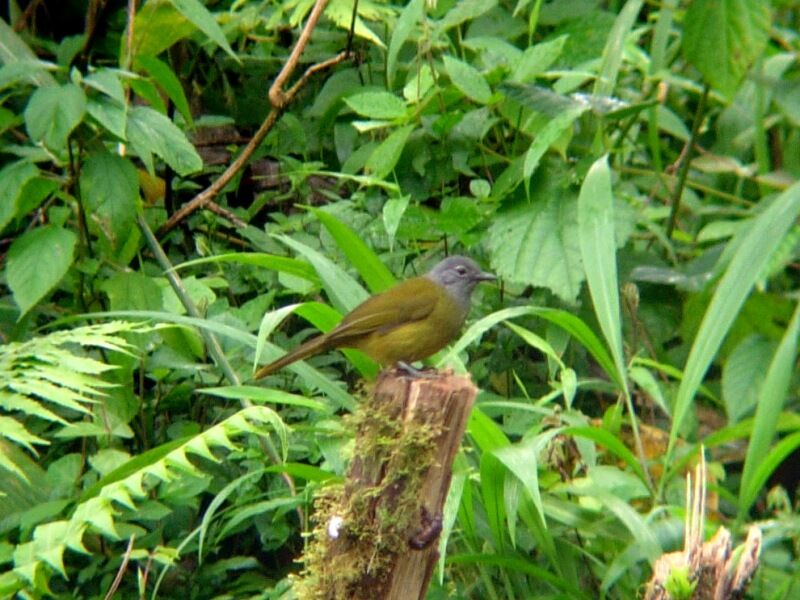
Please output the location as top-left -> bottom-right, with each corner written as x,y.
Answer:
0,19 -> 57,87
511,36 -> 567,84
175,253 -> 320,285
131,0 -> 196,58
382,195 -> 409,251
275,235 -> 368,314
682,0 -> 771,98
7,225 -> 77,316
200,386 -> 329,413
310,208 -> 396,293
667,182 -> 800,462
80,152 -> 140,249
364,125 -> 414,179
578,156 -> 626,391
437,0 -> 498,32
523,106 -> 586,181
487,193 -> 583,302
443,55 -> 493,105
0,161 -> 38,232
86,97 -> 127,140
344,91 -> 407,120
593,0 -> 644,98
738,302 -> 800,517
24,83 -> 86,152
169,0 -> 237,59
127,105 -> 202,176
83,68 -> 126,103
387,0 -> 424,88
136,55 -> 194,126
721,335 -> 773,423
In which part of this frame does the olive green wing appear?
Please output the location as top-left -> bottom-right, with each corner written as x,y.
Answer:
329,277 -> 439,341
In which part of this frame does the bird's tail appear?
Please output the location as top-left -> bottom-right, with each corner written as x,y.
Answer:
253,333 -> 332,379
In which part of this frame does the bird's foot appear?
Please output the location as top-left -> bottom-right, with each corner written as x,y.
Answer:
408,506 -> 443,550
395,361 -> 439,378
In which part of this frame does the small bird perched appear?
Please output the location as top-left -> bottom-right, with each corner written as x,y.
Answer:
254,255 -> 495,378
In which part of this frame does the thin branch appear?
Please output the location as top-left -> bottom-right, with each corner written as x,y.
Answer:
268,0 -> 331,108
156,50 -> 350,238
665,84 -> 709,240
103,534 -> 135,600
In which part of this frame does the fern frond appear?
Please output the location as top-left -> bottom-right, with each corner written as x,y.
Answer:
0,321 -> 152,477
12,405 -> 288,585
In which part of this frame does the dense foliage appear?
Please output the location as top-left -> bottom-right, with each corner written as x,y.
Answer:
1,0 -> 799,598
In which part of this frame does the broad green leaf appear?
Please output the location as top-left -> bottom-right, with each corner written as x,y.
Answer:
127,105 -> 202,176
86,97 -> 127,140
0,19 -> 56,87
169,0 -> 236,59
7,226 -> 77,316
136,55 -> 194,126
387,0 -> 424,88
486,193 -> 583,302
80,152 -> 140,250
83,69 -> 125,104
437,0 -> 498,32
0,161 -> 38,232
667,182 -> 800,462
523,106 -> 586,181
738,302 -> 800,517
682,0 -> 771,98
365,125 -> 414,179
578,156 -> 626,391
443,55 -> 492,105
324,0 -> 385,48
511,35 -> 567,84
101,272 -> 164,312
131,0 -> 199,58
310,208 -> 396,293
24,83 -> 86,152
721,334 -> 773,423
344,91 -> 407,120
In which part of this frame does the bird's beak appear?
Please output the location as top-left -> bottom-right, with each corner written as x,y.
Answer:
476,270 -> 497,282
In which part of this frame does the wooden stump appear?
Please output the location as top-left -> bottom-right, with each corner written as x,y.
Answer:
294,368 -> 477,600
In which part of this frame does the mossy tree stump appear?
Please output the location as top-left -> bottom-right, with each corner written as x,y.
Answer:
295,368 -> 477,600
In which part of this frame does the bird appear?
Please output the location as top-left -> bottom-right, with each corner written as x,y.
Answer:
254,255 -> 495,378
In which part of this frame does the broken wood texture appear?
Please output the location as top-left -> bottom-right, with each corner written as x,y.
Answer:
644,453 -> 762,600
294,368 -> 477,600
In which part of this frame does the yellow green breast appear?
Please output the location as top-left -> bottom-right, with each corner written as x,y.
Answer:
352,288 -> 468,365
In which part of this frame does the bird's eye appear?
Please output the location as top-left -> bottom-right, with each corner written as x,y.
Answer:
455,266 -> 468,276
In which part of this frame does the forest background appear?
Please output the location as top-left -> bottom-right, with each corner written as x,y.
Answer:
0,0 -> 799,598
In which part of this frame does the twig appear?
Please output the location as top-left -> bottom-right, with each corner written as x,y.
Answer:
269,0 -> 331,108
103,534 -> 135,600
156,49 -> 351,238
665,84 -> 709,240
205,200 -> 248,228
12,0 -> 45,32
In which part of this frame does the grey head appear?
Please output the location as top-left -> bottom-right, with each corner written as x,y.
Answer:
426,255 -> 496,309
